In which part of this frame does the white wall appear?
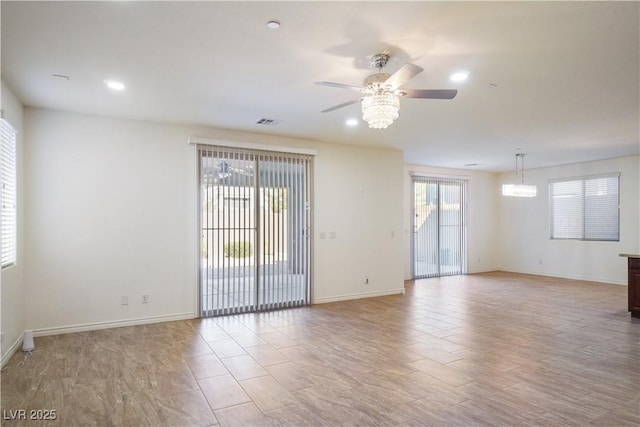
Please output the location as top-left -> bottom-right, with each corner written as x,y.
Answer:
403,164 -> 500,279
23,108 -> 405,333
21,105 -> 634,335
24,110 -> 197,332
314,144 -> 404,302
498,155 -> 639,284
1,81 -> 25,364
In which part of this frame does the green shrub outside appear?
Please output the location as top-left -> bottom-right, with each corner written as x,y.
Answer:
224,241 -> 253,258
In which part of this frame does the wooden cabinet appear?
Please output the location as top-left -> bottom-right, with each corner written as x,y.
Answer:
628,257 -> 640,318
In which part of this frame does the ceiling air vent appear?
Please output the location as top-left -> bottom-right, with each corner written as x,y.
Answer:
256,118 -> 280,126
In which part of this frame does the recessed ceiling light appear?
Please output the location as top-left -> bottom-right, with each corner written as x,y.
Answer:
346,118 -> 358,127
450,71 -> 469,82
104,80 -> 125,91
266,20 -> 280,29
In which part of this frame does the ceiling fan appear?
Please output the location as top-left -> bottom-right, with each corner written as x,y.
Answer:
315,51 -> 457,129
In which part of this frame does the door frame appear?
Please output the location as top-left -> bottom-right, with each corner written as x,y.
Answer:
196,142 -> 314,317
411,176 -> 468,279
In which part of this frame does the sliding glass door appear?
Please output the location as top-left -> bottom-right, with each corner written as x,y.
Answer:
412,177 -> 467,278
198,146 -> 312,317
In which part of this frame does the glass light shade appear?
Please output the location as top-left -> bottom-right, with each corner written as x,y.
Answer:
361,91 -> 399,129
502,184 -> 537,197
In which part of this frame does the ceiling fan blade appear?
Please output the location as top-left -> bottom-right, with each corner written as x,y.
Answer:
385,63 -> 423,90
398,89 -> 458,99
315,81 -> 364,92
321,99 -> 360,113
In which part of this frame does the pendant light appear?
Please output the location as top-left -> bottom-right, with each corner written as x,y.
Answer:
502,153 -> 537,197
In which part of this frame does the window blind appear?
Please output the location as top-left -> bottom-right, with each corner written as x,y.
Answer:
549,174 -> 620,241
412,177 -> 467,278
1,115 -> 17,267
198,145 -> 312,316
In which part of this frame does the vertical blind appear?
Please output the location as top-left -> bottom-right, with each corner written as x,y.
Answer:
199,145 -> 312,316
1,115 -> 17,268
413,177 -> 467,278
549,173 -> 620,241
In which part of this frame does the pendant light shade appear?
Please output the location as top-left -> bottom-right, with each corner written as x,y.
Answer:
502,153 -> 537,197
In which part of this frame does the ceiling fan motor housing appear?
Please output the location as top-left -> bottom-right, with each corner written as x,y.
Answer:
369,52 -> 391,69
363,73 -> 392,91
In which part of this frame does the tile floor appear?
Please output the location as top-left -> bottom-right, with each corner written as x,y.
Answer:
1,272 -> 639,426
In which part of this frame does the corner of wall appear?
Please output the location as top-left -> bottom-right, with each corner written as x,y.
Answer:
403,164 -> 501,279
0,80 -> 26,365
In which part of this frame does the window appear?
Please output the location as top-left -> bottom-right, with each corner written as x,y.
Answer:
549,174 -> 620,241
1,114 -> 17,267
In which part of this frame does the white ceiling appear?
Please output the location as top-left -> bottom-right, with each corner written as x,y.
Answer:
2,1 -> 638,172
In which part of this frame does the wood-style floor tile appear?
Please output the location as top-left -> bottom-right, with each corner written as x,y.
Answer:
187,353 -> 229,380
239,375 -> 298,412
409,357 -> 474,387
213,401 -> 270,427
154,366 -> 200,398
228,331 -> 267,348
264,361 -> 315,391
257,331 -> 298,349
2,271 -> 638,426
198,374 -> 251,411
264,403 -> 322,426
292,386 -> 379,425
206,338 -> 247,359
221,354 -> 268,381
155,389 -> 218,426
243,344 -> 289,367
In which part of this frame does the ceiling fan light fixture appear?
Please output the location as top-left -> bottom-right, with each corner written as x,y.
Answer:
316,52 -> 455,127
361,91 -> 399,129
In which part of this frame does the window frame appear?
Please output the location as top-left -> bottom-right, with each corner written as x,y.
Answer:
1,112 -> 17,268
548,173 -> 620,242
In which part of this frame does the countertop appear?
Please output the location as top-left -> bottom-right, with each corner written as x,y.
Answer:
619,253 -> 640,258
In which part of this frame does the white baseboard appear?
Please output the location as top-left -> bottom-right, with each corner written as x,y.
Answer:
467,267 -> 501,274
313,288 -> 405,304
31,312 -> 198,338
404,268 -> 499,281
1,332 -> 24,368
497,268 -> 626,286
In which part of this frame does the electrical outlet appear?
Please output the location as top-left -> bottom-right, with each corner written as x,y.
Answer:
121,296 -> 129,306
142,295 -> 149,304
